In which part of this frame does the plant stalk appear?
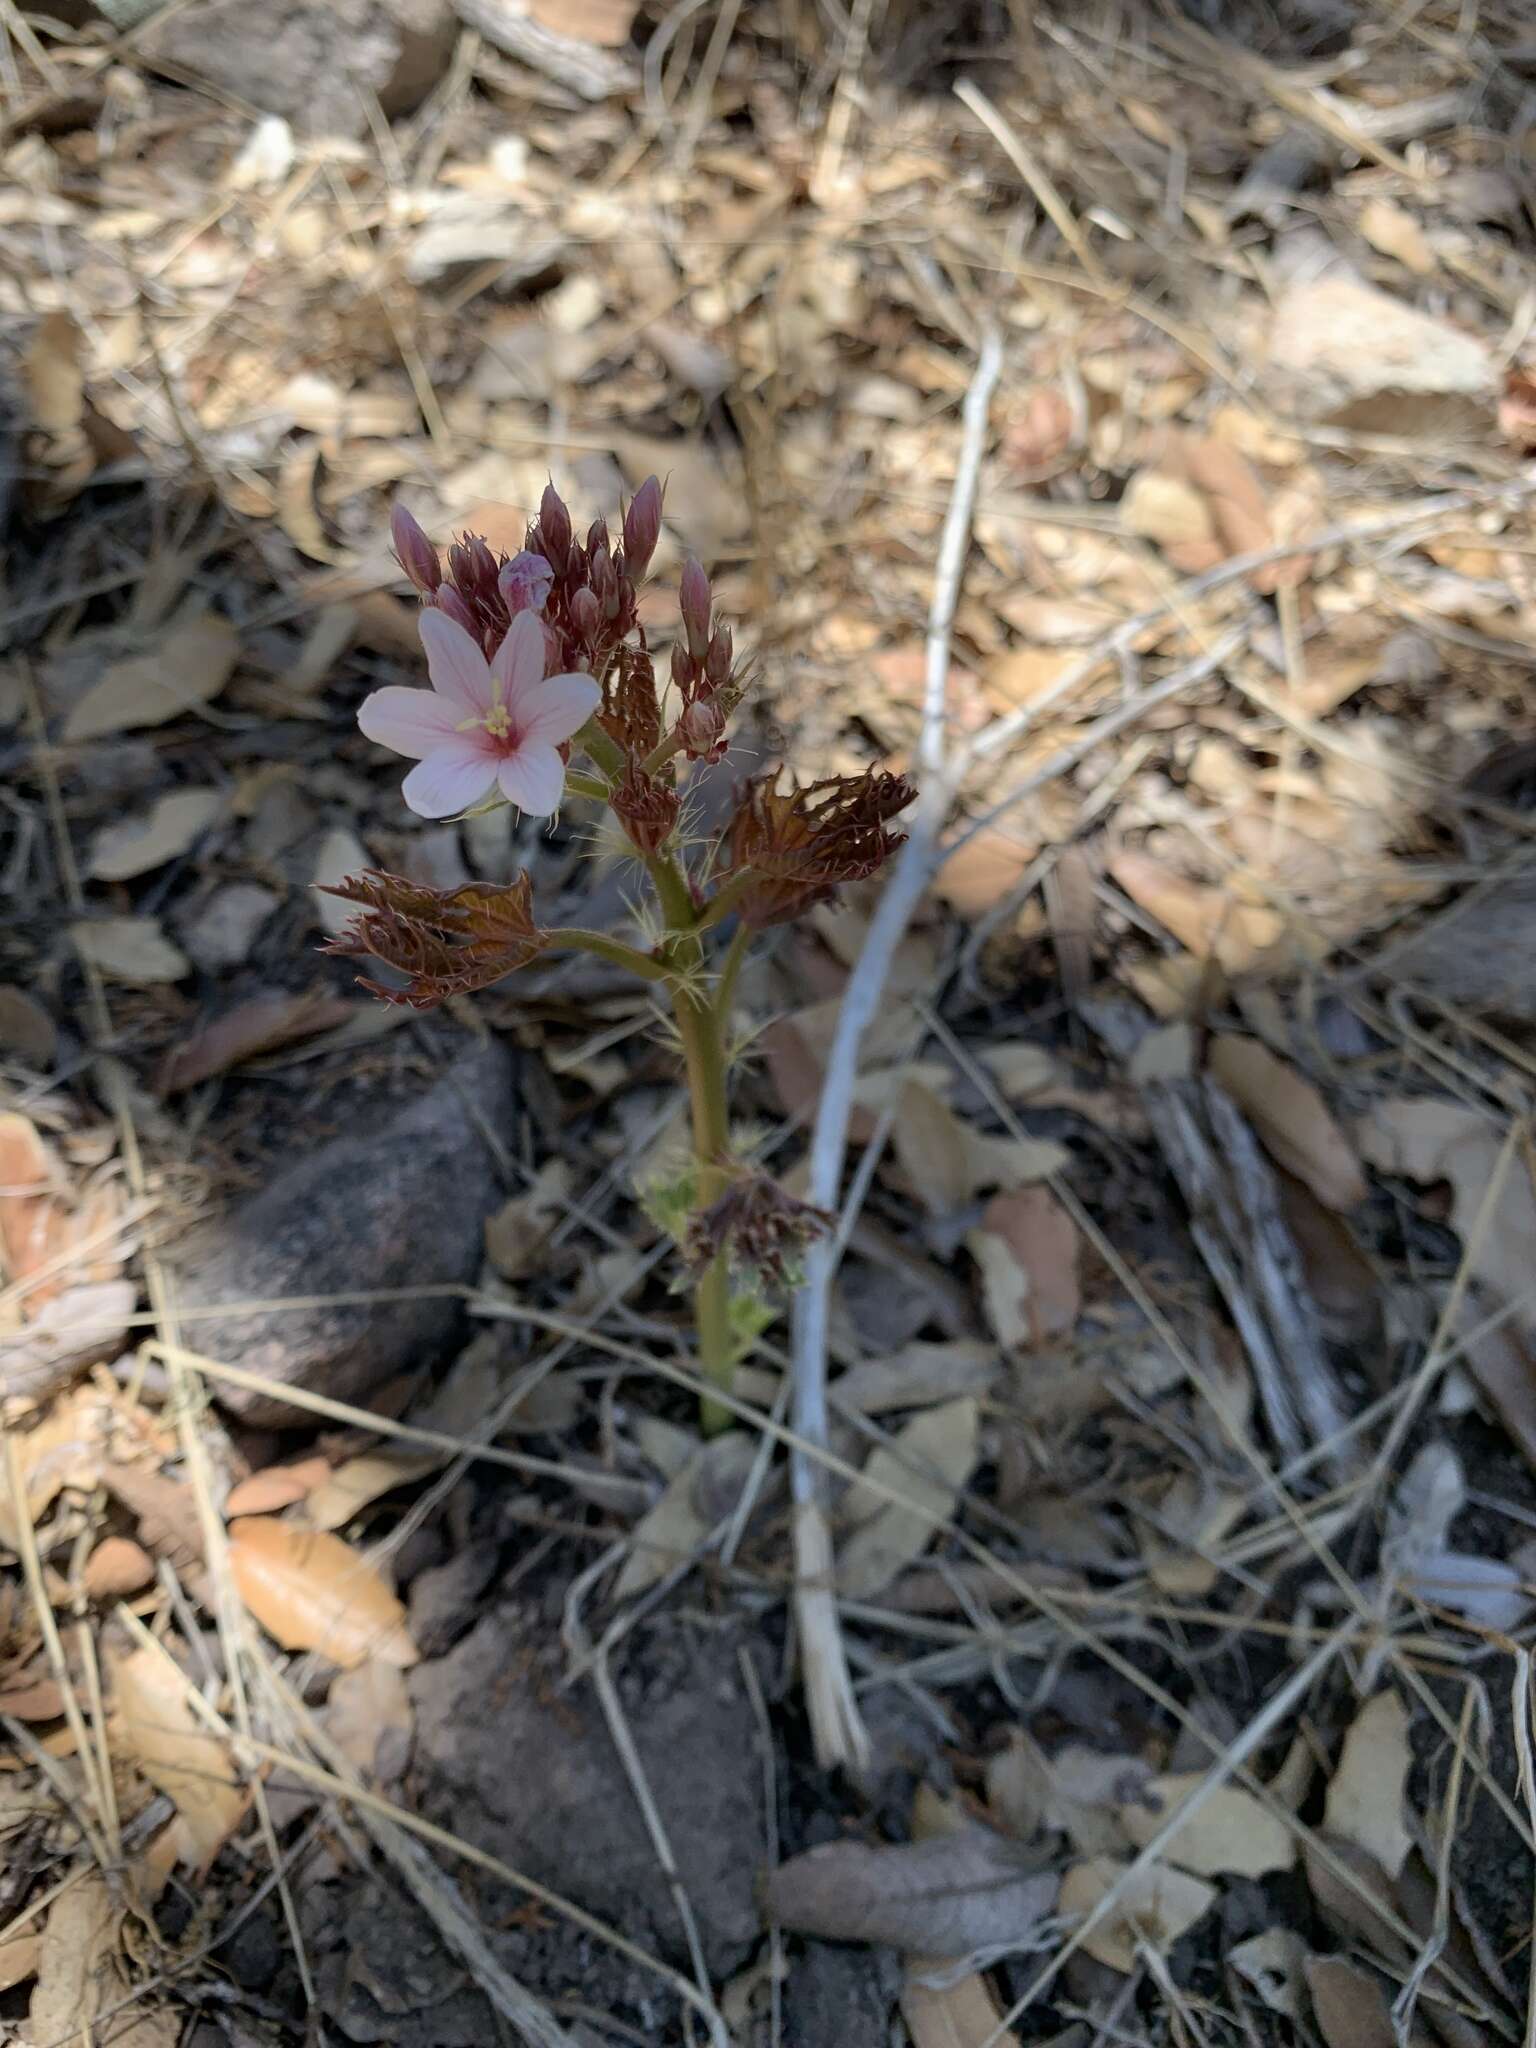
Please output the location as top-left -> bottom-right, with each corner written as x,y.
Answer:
672,972 -> 734,1432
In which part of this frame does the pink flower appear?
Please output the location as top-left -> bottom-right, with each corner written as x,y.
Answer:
358,610 -> 599,820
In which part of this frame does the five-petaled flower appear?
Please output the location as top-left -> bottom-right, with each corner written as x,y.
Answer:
357,610 -> 599,820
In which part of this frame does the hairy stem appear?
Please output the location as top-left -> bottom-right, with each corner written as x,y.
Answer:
545,927 -> 671,982
672,974 -> 734,1432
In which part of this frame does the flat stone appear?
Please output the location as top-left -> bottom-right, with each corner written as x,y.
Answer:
171,1042 -> 512,1425
1264,276 -> 1497,438
410,1602 -> 764,1980
178,882 -> 279,972
138,0 -> 454,140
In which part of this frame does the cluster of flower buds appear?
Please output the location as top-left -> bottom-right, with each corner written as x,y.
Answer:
320,870 -> 547,1007
724,769 -> 916,928
686,1167 -> 834,1288
390,473 -> 664,683
670,557 -> 736,765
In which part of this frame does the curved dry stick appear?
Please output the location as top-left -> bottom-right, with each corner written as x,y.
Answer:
788,326 -> 1003,1771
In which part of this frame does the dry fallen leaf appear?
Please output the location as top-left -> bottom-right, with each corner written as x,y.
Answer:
87,789 -> 224,881
305,1449 -> 442,1532
30,1869 -> 178,2048
1358,197 -> 1436,276
107,1641 -> 246,1868
157,989 -> 356,1094
83,1534 -> 155,1598
71,917 -> 190,986
1207,1035 -> 1365,1210
764,1828 -> 1057,1955
0,1924 -> 40,1994
63,607 -> 239,742
987,1734 -> 1148,1858
228,1516 -> 418,1669
0,1382 -> 116,1550
616,1430 -> 756,1601
102,1464 -> 208,1598
967,1187 -> 1080,1350
1323,1691 -> 1413,1881
1357,1099 -> 1536,1342
1110,849 -> 1288,975
0,985 -> 59,1065
1118,1772 -> 1295,1878
325,1658 -> 413,1780
1229,1928 -> 1308,2020
1058,1854 -> 1216,1973
892,1081 -> 974,1215
901,1964 -> 1021,2048
1304,1953 -> 1399,2048
839,1398 -> 979,1599
224,1455 -> 333,1518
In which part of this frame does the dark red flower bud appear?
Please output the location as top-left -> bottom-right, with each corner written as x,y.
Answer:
433,586 -> 476,633
679,558 -> 711,664
390,503 -> 441,594
704,624 -> 733,690
621,475 -> 663,577
536,483 -> 572,572
586,517 -> 610,557
685,1167 -> 832,1288
611,762 -> 680,856
677,695 -> 727,762
498,550 -> 554,616
670,641 -> 696,691
569,586 -> 601,642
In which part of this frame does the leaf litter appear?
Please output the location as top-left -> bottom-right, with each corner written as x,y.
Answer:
8,1 -> 1536,2041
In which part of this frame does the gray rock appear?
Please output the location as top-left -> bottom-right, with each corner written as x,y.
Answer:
179,882 -> 279,972
138,0 -> 454,140
782,1940 -> 900,2048
1264,276 -> 1497,438
171,1043 -> 512,1425
410,1602 -> 764,1980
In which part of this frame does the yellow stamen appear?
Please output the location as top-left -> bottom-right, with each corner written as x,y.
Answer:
484,705 -> 512,740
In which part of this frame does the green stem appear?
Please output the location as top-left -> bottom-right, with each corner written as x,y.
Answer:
673,975 -> 734,1432
545,927 -> 671,983
693,868 -> 754,933
564,769 -> 611,803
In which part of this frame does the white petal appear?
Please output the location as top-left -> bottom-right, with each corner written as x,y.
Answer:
419,609 -> 493,716
497,742 -> 566,817
358,686 -> 461,759
491,611 -> 546,709
401,742 -> 499,818
520,671 -> 602,746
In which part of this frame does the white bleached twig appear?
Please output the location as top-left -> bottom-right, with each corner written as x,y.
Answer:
789,326 -> 1003,1771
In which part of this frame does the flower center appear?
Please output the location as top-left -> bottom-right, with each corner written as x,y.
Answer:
483,705 -> 512,741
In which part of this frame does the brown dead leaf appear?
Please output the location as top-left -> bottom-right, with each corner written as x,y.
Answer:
325,1659 -> 413,1779
1356,1099 -> 1536,1342
901,1965 -> 1021,2048
305,1449 -> 441,1532
968,1187 -> 1080,1350
525,0 -> 636,46
891,1081 -> 974,1215
484,1158 -> 573,1281
1305,1954 -> 1400,2048
981,644 -> 1077,714
101,1464 -> 207,1596
1118,1773 -> 1295,1877
1323,1691 -> 1413,1881
87,789 -> 224,882
616,1430 -> 757,1600
0,1382 -> 116,1549
157,989 -> 356,1094
0,1673 -> 65,1721
0,1925 -> 39,1994
1358,198 -> 1436,276
933,824 -> 1039,921
229,1516 -> 417,1669
0,1110 -> 67,1288
25,310 -> 85,437
107,1641 -> 246,1868
1058,1855 -> 1216,1973
83,1535 -> 155,1598
62,607 -> 239,742
1207,1035 -> 1365,1210
839,1399 -> 979,1599
764,1828 -> 1057,1955
224,1455 -> 333,1518
0,986 -> 58,1065
1109,849 -> 1286,975
277,441 -> 344,563
71,917 -> 191,986
30,1869 -> 178,2048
